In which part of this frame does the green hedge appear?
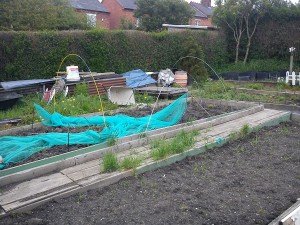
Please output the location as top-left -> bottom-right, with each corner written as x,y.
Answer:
0,30 -> 227,81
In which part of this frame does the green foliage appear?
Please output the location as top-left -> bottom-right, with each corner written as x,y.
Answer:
0,0 -> 88,31
0,30 -> 224,82
102,152 -> 119,172
135,93 -> 156,104
135,0 -> 194,32
218,59 -> 289,74
240,124 -> 250,138
150,130 -> 198,160
244,83 -> 264,90
120,156 -> 142,170
0,94 -> 118,125
179,37 -> 209,83
119,17 -> 136,30
74,82 -> 89,96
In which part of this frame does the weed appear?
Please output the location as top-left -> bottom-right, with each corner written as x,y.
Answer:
121,180 -> 130,188
74,82 -> 89,96
120,156 -> 142,171
244,83 -> 264,90
77,192 -> 86,203
150,142 -> 171,160
250,134 -> 260,146
180,204 -> 189,211
187,116 -> 196,126
200,164 -> 206,174
240,124 -> 250,138
139,133 -> 147,139
228,131 -> 238,142
102,152 -> 119,172
150,130 -> 198,161
279,126 -> 289,135
107,136 -> 117,146
135,93 -> 155,104
282,155 -> 291,161
193,163 -> 199,175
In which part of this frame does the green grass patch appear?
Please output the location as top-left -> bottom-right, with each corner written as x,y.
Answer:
0,93 -> 118,124
150,130 -> 199,161
102,152 -> 119,172
120,156 -> 142,170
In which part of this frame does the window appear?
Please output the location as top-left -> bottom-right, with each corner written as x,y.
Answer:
87,13 -> 96,28
195,20 -> 201,26
136,18 -> 140,28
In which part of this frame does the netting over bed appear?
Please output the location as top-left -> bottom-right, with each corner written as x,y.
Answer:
0,93 -> 188,170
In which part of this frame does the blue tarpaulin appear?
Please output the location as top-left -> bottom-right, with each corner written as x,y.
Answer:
121,69 -> 156,88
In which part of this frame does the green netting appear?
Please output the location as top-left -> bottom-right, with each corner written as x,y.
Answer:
0,93 -> 188,170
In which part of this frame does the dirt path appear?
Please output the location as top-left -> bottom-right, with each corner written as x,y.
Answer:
0,121 -> 299,225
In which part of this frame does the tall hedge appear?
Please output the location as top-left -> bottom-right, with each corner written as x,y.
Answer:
0,30 -> 227,81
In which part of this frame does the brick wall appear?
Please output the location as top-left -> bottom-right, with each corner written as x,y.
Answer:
190,17 -> 212,27
102,0 -> 136,29
76,9 -> 110,29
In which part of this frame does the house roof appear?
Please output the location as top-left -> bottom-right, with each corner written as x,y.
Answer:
192,7 -> 207,18
70,0 -> 109,13
117,0 -> 137,10
190,2 -> 213,17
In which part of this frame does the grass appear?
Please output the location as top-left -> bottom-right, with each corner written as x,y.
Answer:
0,92 -> 118,123
120,156 -> 142,171
150,130 -> 199,161
193,78 -> 300,105
240,124 -> 251,138
102,152 -> 119,172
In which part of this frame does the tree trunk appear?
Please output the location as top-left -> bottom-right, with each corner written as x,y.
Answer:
243,40 -> 251,64
235,40 -> 240,64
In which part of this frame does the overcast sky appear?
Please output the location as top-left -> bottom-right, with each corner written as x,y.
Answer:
185,0 -> 299,7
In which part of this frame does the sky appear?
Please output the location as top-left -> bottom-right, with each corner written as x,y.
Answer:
185,0 -> 299,6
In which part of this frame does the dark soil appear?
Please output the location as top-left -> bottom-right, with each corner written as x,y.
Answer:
0,121 -> 299,225
4,101 -> 239,169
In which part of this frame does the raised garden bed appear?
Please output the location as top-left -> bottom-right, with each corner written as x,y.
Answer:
0,119 -> 298,225
0,98 -> 248,171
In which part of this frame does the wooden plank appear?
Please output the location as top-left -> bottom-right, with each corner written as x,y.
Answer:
0,173 -> 74,206
2,184 -> 78,212
61,159 -> 99,175
65,164 -> 100,181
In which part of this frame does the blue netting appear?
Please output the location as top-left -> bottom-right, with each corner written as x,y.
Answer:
0,93 -> 188,170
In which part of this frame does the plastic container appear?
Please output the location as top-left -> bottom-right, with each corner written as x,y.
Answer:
66,66 -> 80,82
175,71 -> 187,87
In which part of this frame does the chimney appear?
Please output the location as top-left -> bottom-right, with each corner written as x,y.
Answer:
201,0 -> 211,7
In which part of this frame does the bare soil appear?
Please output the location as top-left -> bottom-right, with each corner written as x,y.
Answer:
4,101 -> 239,169
0,120 -> 299,225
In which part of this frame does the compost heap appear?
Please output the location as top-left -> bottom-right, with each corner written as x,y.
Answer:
0,93 -> 188,170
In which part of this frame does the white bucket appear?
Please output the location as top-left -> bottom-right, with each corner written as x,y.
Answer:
66,66 -> 80,81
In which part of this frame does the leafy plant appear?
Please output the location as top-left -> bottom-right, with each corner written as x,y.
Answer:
74,82 -> 89,96
102,152 -> 119,172
240,124 -> 250,138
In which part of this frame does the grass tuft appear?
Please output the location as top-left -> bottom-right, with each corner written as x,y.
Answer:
150,130 -> 198,161
102,152 -> 119,172
120,156 -> 142,170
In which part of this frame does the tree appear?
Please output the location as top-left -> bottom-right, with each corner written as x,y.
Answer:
134,0 -> 194,32
213,0 -> 268,64
0,0 -> 88,31
180,37 -> 208,83
213,0 -> 245,64
240,0 -> 268,63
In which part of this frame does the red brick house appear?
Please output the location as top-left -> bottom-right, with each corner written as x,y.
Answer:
70,0 -> 110,29
102,0 -> 137,29
189,1 -> 213,27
